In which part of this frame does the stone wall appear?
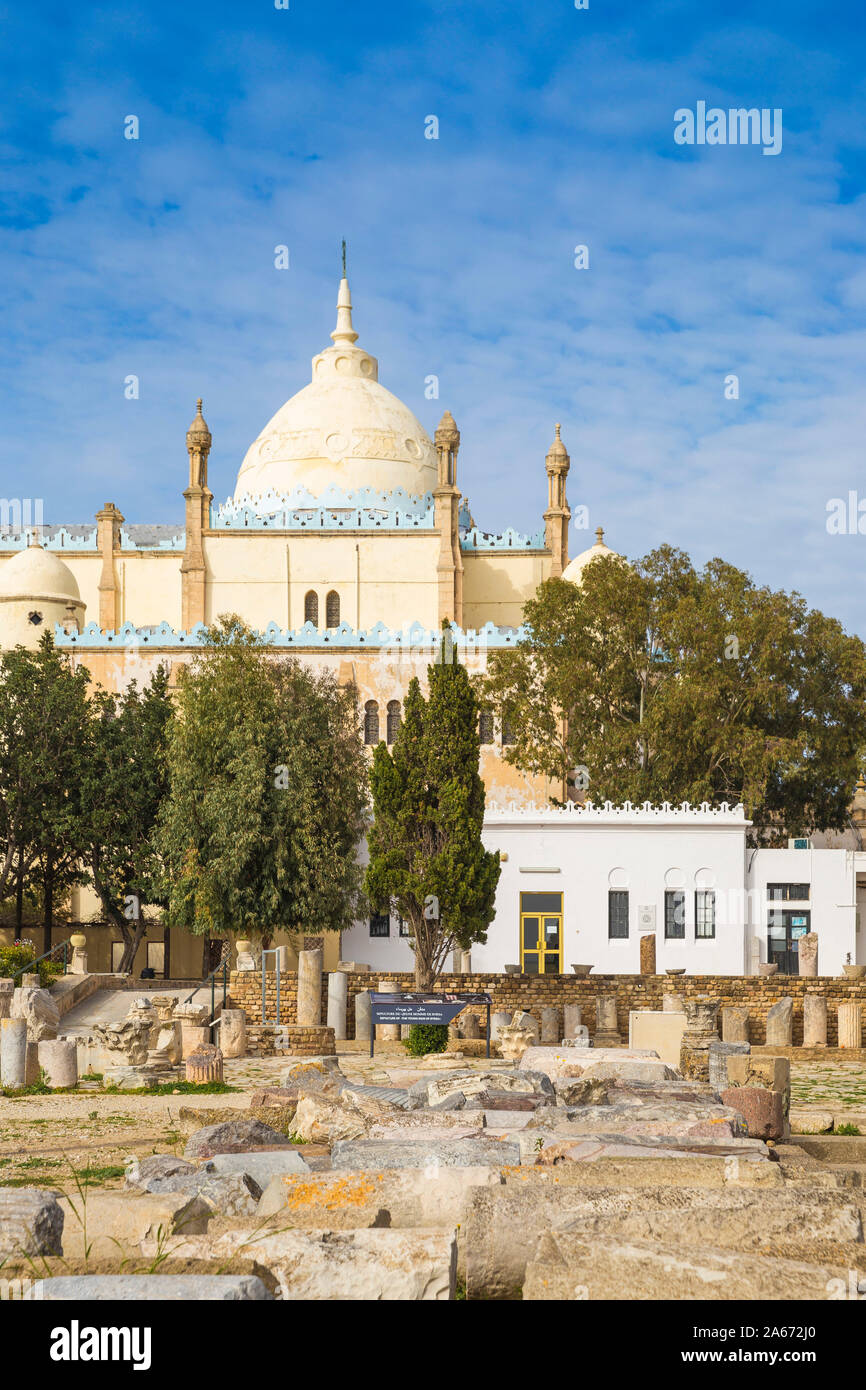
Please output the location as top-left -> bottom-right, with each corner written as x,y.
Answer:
229,970 -> 866,1047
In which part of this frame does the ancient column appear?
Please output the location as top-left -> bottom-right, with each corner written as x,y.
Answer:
182,1025 -> 209,1057
798,933 -> 819,978
219,1009 -> 247,1058
838,1002 -> 863,1049
376,979 -> 401,1042
326,971 -> 348,1041
0,979 -> 13,1020
639,934 -> 656,975
297,948 -> 323,1027
803,993 -> 827,1047
540,1007 -> 559,1044
721,1005 -> 750,1043
679,997 -> 721,1081
37,1039 -> 78,1088
461,1012 -> 481,1040
354,990 -> 372,1042
460,950 -> 472,974
185,1045 -> 224,1084
594,995 -> 621,1046
765,997 -> 793,1046
0,1018 -> 27,1088
662,993 -> 684,1014
563,1003 -> 582,1038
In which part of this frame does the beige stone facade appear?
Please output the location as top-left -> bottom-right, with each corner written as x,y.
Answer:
0,274 -> 618,977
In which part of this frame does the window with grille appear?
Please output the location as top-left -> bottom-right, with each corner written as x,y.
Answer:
479,710 -> 494,744
304,590 -> 318,626
608,890 -> 629,939
664,890 -> 685,939
369,912 -> 390,938
326,590 -> 340,628
398,918 -> 411,937
695,890 -> 716,938
767,883 -> 810,901
501,714 -> 516,746
386,699 -> 402,743
363,700 -> 379,745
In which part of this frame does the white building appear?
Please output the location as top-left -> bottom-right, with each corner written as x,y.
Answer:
341,801 -> 866,976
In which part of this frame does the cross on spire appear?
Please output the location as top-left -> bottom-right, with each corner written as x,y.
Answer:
341,239 -> 347,277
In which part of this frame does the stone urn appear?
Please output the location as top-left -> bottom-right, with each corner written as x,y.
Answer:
235,938 -> 256,972
69,932 -> 88,975
842,964 -> 866,981
570,964 -> 593,977
665,967 -> 686,976
503,964 -> 521,975
758,963 -> 779,977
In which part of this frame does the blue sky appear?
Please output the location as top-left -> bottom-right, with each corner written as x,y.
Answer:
3,1 -> 866,630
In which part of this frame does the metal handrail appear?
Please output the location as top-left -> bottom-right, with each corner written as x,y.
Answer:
184,943 -> 230,1043
11,940 -> 68,984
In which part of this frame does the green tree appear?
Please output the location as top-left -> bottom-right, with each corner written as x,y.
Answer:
481,545 -> 866,844
81,665 -> 173,974
366,630 -> 501,989
0,634 -> 92,952
156,616 -> 368,968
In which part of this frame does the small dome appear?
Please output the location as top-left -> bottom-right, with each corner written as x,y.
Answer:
561,527 -> 619,584
0,541 -> 82,604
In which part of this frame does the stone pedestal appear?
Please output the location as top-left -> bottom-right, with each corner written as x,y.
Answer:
490,1010 -> 511,1043
20,974 -> 39,989
639,934 -> 656,975
354,991 -> 371,1042
37,1038 -> 78,1088
219,1009 -> 247,1059
594,996 -> 621,1047
838,1002 -> 863,1049
326,971 -> 348,1041
540,1007 -> 559,1044
297,949 -> 323,1027
181,1025 -> 209,1058
766,997 -> 793,1046
563,1004 -> 582,1038
803,993 -> 827,1047
376,979 -> 400,1041
185,1045 -> 224,1084
798,933 -> 819,978
662,993 -> 684,1013
679,997 -> 721,1082
0,1018 -> 27,1088
721,1005 -> 750,1043
0,980 -> 13,1020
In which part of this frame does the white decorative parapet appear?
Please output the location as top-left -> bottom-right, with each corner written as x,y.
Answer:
485,799 -> 749,824
55,617 -> 531,651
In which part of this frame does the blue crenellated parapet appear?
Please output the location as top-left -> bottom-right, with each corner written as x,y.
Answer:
460,525 -> 546,551
213,484 -> 437,530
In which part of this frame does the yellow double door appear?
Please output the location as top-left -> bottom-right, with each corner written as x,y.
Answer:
519,891 -> 563,974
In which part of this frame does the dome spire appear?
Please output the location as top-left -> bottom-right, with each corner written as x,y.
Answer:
331,241 -> 359,347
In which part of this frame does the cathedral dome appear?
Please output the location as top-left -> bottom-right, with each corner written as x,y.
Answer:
234,276 -> 437,505
561,527 -> 618,584
0,539 -> 82,604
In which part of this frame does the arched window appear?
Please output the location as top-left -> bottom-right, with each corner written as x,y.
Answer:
386,699 -> 402,743
501,713 -> 517,746
364,700 -> 379,745
326,590 -> 340,628
479,710 -> 494,744
304,590 -> 318,626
